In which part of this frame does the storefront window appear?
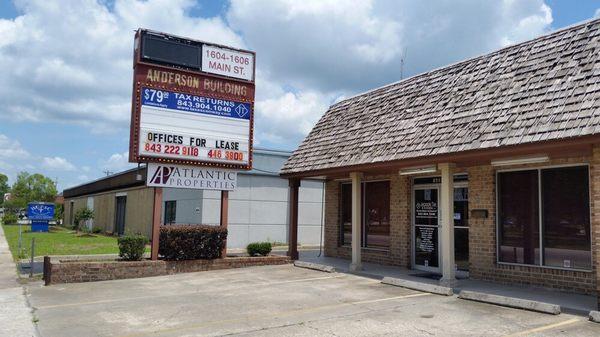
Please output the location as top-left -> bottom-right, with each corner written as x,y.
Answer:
164,200 -> 176,224
454,187 -> 468,227
340,181 -> 390,248
340,184 -> 352,245
454,187 -> 469,271
498,170 -> 540,265
497,166 -> 591,269
541,166 -> 591,269
365,181 -> 390,248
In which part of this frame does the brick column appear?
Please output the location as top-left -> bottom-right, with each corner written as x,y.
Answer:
323,180 -> 339,257
467,165 -> 496,280
591,146 -> 600,309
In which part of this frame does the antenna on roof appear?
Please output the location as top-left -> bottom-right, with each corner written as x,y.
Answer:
400,47 -> 408,80
103,170 -> 114,176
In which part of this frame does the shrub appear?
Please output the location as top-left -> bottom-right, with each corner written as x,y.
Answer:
159,225 -> 227,260
247,242 -> 272,256
91,226 -> 103,234
73,208 -> 94,231
1,212 -> 18,226
118,234 -> 149,261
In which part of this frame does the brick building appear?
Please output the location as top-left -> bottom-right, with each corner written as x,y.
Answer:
281,18 -> 600,304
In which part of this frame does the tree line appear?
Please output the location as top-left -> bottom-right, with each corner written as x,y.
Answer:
0,172 -> 58,211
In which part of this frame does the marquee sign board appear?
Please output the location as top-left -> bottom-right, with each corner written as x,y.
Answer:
129,29 -> 255,170
27,202 -> 55,220
146,163 -> 237,191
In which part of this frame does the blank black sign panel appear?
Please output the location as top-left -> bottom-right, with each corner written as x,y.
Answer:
141,33 -> 201,69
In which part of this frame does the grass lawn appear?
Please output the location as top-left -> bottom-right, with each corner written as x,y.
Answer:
2,224 -> 124,259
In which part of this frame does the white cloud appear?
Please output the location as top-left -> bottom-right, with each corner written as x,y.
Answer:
0,134 -> 30,160
42,156 -> 77,171
255,91 -> 335,144
0,0 -> 555,150
102,151 -> 135,173
0,0 -> 242,131
228,0 -> 552,93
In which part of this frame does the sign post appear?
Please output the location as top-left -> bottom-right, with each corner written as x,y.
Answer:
220,190 -> 229,257
129,29 -> 255,260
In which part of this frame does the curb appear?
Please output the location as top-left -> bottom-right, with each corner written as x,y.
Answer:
293,261 -> 335,273
458,290 -> 560,315
590,311 -> 600,323
381,277 -> 454,296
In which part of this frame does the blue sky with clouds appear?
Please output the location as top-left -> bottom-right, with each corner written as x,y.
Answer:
0,0 -> 599,190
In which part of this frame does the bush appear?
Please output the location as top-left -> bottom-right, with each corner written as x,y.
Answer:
247,242 -> 272,256
1,212 -> 18,226
91,226 -> 103,234
159,225 -> 227,260
73,207 -> 94,231
118,234 -> 149,261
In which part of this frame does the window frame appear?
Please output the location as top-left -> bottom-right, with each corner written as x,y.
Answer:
495,163 -> 592,272
339,179 -> 391,251
164,200 -> 177,225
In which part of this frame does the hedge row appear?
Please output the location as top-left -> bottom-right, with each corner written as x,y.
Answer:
159,225 -> 227,260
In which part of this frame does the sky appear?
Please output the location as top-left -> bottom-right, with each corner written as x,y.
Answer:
0,0 -> 599,190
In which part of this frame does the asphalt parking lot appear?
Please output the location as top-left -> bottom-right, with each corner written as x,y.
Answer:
26,264 -> 600,337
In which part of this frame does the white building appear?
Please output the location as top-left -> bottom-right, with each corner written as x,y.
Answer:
63,148 -> 324,249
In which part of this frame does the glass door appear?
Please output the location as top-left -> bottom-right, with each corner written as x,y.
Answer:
454,186 -> 469,272
413,187 -> 440,272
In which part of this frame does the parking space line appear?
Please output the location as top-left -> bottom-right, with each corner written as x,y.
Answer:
117,292 -> 432,337
35,274 -> 352,310
502,318 -> 582,337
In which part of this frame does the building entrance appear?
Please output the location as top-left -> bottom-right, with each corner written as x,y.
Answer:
412,175 -> 469,274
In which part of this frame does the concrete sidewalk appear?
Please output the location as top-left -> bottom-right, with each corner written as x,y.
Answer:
296,250 -> 598,315
0,224 -> 38,337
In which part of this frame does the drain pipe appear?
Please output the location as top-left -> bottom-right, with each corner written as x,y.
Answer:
318,180 -> 325,257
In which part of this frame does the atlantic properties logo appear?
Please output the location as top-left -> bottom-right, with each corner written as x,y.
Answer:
149,165 -> 175,185
147,163 -> 237,191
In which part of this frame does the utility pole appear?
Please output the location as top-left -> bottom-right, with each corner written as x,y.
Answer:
400,47 -> 408,80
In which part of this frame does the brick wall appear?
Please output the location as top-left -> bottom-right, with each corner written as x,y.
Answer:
322,153 -> 598,296
468,155 -> 597,295
593,147 -> 600,306
46,256 -> 291,284
323,174 -> 411,267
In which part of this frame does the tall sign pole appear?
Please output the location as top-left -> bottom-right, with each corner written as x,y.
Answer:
129,29 -> 255,260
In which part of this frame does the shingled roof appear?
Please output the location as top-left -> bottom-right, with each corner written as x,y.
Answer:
281,18 -> 600,176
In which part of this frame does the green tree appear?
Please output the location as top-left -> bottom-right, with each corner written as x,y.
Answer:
0,173 -> 8,207
9,172 -> 57,208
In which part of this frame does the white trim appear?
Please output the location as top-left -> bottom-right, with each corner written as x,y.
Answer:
491,156 -> 549,167
115,192 -> 127,197
400,166 -> 437,176
495,163 -> 592,271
